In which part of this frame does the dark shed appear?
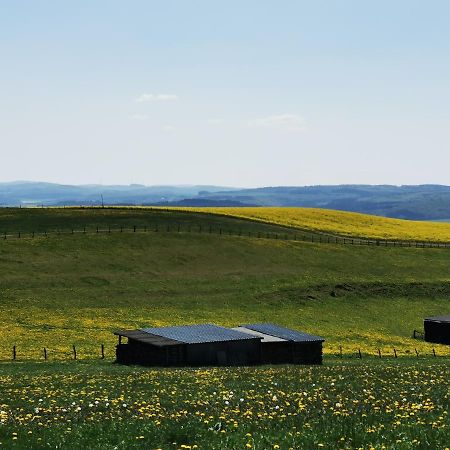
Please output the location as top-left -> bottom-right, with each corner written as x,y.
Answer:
115,324 -> 261,367
235,323 -> 325,365
424,315 -> 450,345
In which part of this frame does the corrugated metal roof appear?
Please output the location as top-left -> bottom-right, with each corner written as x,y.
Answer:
425,315 -> 450,323
242,323 -> 325,343
231,327 -> 287,342
114,330 -> 180,346
140,324 -> 260,344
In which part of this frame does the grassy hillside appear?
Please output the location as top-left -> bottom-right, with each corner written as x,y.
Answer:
0,207 -> 298,236
179,207 -> 450,242
0,208 -> 450,359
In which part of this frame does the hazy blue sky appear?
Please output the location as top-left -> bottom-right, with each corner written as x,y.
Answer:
1,1 -> 449,187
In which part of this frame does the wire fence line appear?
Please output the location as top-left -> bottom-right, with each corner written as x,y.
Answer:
0,224 -> 450,249
1,343 -> 448,363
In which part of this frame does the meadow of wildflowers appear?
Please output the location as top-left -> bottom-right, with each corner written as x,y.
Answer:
0,360 -> 449,449
1,208 -> 450,448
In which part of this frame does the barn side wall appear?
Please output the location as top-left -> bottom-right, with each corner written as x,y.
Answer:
260,342 -> 292,364
186,339 -> 261,366
292,342 -> 323,365
261,342 -> 323,365
424,321 -> 450,345
116,340 -> 186,366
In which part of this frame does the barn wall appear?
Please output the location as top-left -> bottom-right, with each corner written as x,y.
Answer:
186,339 -> 261,366
424,321 -> 450,345
116,340 -> 186,366
292,342 -> 323,365
260,342 -> 291,364
261,342 -> 323,365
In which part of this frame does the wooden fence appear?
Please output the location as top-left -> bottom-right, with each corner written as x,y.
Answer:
2,342 -> 448,362
1,224 -> 450,249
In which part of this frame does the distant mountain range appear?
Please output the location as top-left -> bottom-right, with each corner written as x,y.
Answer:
1,182 -> 450,221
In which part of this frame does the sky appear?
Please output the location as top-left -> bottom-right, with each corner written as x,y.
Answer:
1,0 -> 449,187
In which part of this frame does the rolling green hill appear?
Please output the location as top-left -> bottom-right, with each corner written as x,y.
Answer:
177,206 -> 450,242
0,207 -> 449,359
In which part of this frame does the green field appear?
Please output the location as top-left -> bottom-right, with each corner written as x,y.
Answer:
1,207 -> 450,448
1,359 -> 450,449
178,206 -> 450,242
0,208 -> 450,358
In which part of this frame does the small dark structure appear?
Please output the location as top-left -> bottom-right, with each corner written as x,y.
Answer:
233,323 -> 324,365
424,315 -> 450,345
115,324 -> 261,367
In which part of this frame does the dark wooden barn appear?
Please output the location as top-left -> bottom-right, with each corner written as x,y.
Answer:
114,324 -> 261,367
233,323 -> 325,365
424,315 -> 450,345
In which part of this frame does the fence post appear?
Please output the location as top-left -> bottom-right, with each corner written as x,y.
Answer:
96,226 -> 99,233
378,349 -> 381,358
13,346 -> 16,360
32,231 -> 35,238
339,346 -> 342,358
433,348 -> 436,357
44,348 -> 47,360
83,227 -> 86,234
134,226 -> 136,233
73,345 -> 77,360
393,348 -> 397,358
18,231 -> 21,238
358,349 -> 362,359
101,344 -> 105,359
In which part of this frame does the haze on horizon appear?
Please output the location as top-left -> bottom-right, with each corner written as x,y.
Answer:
1,1 -> 449,188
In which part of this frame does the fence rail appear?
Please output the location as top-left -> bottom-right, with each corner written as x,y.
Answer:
2,343 -> 448,362
1,224 -> 450,249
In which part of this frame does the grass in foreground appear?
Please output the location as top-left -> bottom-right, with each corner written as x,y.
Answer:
0,359 -> 449,449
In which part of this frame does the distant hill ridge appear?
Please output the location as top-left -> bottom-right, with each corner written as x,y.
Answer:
1,181 -> 450,220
